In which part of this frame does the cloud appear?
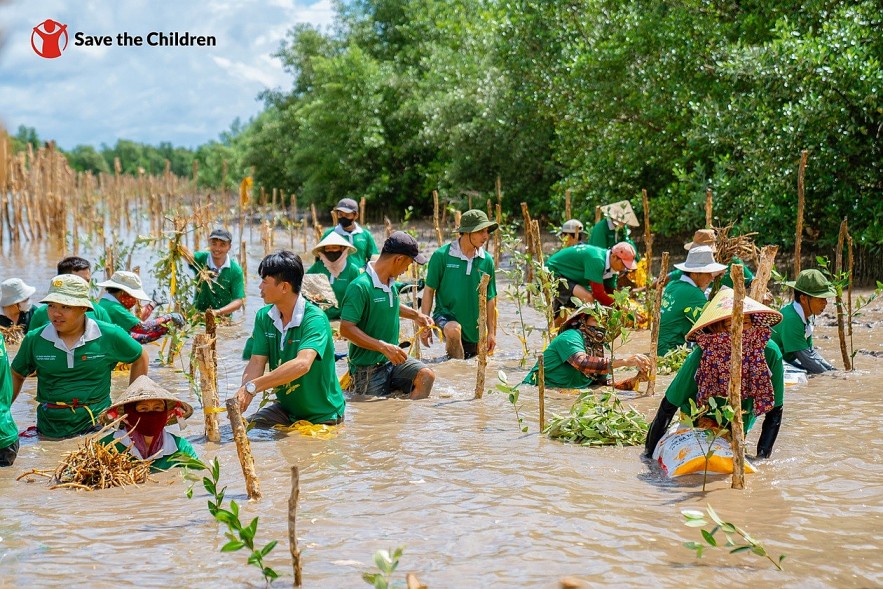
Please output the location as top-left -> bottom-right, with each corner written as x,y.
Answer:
0,0 -> 337,149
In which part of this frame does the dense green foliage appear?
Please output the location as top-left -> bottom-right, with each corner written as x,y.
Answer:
12,0 -> 881,246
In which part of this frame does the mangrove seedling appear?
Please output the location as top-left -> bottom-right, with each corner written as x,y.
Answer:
682,398 -> 736,492
656,345 -> 691,376
682,504 -> 786,570
492,370 -> 528,433
544,391 -> 648,447
362,546 -> 406,589
176,456 -> 279,584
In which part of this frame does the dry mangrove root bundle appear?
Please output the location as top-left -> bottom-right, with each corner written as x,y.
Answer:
1,325 -> 25,346
713,224 -> 759,264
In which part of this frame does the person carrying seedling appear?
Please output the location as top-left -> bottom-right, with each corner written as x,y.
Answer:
771,269 -> 837,374
306,232 -> 362,320
235,251 -> 346,427
340,232 -> 436,399
321,198 -> 378,268
557,219 -> 586,249
546,241 -> 639,319
28,256 -> 112,331
99,375 -> 197,471
523,308 -> 651,390
656,245 -> 727,356
0,278 -> 36,331
97,271 -> 185,344
644,289 -> 785,460
11,275 -> 148,438
420,209 -> 498,359
187,227 -> 245,316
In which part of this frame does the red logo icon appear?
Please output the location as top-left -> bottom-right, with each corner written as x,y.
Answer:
31,19 -> 69,59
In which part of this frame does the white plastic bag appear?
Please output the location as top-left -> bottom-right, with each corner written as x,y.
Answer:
652,425 -> 756,477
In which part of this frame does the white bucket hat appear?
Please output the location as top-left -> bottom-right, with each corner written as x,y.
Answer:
311,232 -> 357,258
674,246 -> 727,274
0,278 -> 37,307
97,271 -> 150,301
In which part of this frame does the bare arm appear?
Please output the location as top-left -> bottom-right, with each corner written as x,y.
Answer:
11,370 -> 26,403
213,298 -> 244,315
399,303 -> 433,327
340,320 -> 407,365
129,349 -> 149,382
235,354 -> 270,412
420,286 -> 436,317
486,297 -> 497,353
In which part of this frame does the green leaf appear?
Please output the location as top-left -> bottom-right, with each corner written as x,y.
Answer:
242,517 -> 259,542
729,546 -> 752,554
683,541 -> 703,550
706,504 -> 724,526
681,509 -> 705,520
684,519 -> 708,527
260,540 -> 278,557
751,545 -> 767,557
362,573 -> 379,584
230,500 -> 239,518
374,550 -> 391,572
262,567 -> 279,580
185,486 -> 193,499
221,540 -> 245,552
213,509 -> 236,525
701,529 -> 717,546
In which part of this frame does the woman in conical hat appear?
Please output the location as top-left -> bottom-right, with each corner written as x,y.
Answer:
98,375 -> 198,471
644,288 -> 786,460
305,232 -> 361,320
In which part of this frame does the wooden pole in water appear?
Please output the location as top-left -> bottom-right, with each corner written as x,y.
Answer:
474,274 -> 490,399
564,189 -> 571,221
835,218 -> 851,370
433,190 -> 443,246
538,354 -> 546,431
240,240 -> 248,287
494,203 -> 502,268
794,150 -> 808,276
225,398 -> 262,501
405,574 -> 426,589
521,202 -> 534,304
195,332 -> 220,443
847,231 -> 854,369
646,252 -> 669,396
359,196 -> 366,225
642,188 -> 653,281
728,264 -> 746,490
748,245 -> 779,303
289,466 -> 303,587
705,188 -> 713,229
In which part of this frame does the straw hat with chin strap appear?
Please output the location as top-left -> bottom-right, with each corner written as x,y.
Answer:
686,288 -> 782,342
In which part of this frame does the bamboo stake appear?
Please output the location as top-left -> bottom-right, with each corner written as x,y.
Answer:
433,190 -> 443,246
564,189 -> 571,221
225,398 -> 262,501
262,220 -> 272,256
494,203 -> 502,268
330,208 -> 338,227
195,333 -> 220,443
384,216 -> 393,239
794,150 -> 808,276
705,188 -> 713,229
521,202 -> 534,303
847,231 -> 854,369
289,466 -> 303,587
594,205 -> 601,224
728,264 -> 746,490
240,240 -> 248,287
645,252 -> 669,396
486,198 -> 492,219
748,245 -> 779,303
642,189 -> 652,281
835,218 -> 851,370
360,196 -> 366,225
538,354 -> 546,431
474,274 -> 490,399
406,574 -> 426,589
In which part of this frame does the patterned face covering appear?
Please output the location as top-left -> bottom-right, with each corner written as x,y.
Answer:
577,323 -> 607,359
694,326 -> 775,417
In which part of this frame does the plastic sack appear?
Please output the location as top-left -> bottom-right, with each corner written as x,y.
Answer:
652,425 -> 756,477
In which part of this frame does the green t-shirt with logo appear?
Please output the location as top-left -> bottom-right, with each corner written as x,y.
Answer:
770,303 -> 811,363
98,297 -> 140,332
305,259 -> 362,320
340,270 -> 400,367
522,329 -> 602,389
424,243 -> 497,344
321,226 -> 378,268
11,320 -> 144,438
546,243 -> 608,288
588,219 -> 641,261
190,251 -> 246,312
100,432 -> 198,472
664,341 -> 784,432
28,301 -> 111,333
0,338 -> 17,450
250,302 -> 345,424
657,278 -> 708,356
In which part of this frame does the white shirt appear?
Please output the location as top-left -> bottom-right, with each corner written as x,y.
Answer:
448,238 -> 486,275
39,318 -> 102,368
112,429 -> 179,460
333,223 -> 364,243
365,261 -> 395,307
206,254 -> 231,272
603,251 -> 615,280
792,300 -> 814,339
269,295 -> 307,350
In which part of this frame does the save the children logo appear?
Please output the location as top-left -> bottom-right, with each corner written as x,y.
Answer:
31,19 -> 69,59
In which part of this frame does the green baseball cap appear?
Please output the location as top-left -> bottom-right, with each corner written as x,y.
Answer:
785,269 -> 836,298
457,209 -> 498,234
40,274 -> 94,310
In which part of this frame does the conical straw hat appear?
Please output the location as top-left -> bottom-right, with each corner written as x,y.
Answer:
301,273 -> 338,309
686,288 -> 782,341
100,375 -> 193,423
600,200 -> 640,227
311,232 -> 357,257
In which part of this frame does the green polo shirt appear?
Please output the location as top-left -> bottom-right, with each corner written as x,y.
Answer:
98,296 -> 140,331
11,319 -> 144,438
306,259 -> 362,320
770,303 -> 812,363
28,301 -> 111,333
321,225 -> 378,267
425,243 -> 497,344
546,244 -> 609,288
340,267 -> 400,367
100,431 -> 198,472
664,341 -> 784,432
522,329 -> 603,389
588,219 -> 640,261
190,251 -> 246,312
657,278 -> 708,356
0,338 -> 17,450
250,300 -> 345,424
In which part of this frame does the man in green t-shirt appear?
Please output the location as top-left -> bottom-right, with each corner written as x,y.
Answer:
546,242 -> 638,320
235,251 -> 346,427
421,209 -> 498,359
28,256 -> 112,332
340,232 -> 435,399
11,275 -> 148,439
187,227 -> 245,315
97,271 -> 184,343
771,269 -> 837,374
320,198 -> 378,268
0,336 -> 18,466
657,245 -> 727,355
306,232 -> 362,320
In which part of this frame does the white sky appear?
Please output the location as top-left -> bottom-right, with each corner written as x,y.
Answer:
0,0 -> 336,149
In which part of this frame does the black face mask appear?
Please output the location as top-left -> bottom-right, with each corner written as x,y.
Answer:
339,217 -> 354,229
323,250 -> 344,262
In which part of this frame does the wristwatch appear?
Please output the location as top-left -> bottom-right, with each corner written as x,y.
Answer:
245,381 -> 257,396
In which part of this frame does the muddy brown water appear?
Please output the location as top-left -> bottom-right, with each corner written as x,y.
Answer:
0,228 -> 881,588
